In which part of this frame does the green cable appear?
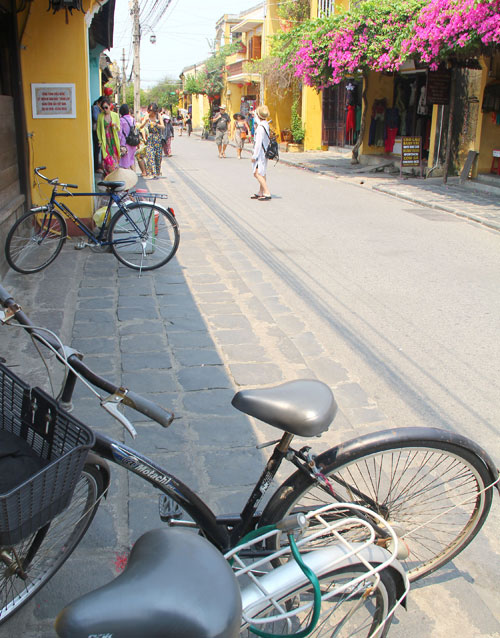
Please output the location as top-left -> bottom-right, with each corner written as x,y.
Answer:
245,531 -> 322,638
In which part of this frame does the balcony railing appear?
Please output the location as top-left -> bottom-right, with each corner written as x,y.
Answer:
226,60 -> 244,78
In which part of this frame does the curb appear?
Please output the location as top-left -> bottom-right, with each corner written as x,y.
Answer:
372,184 -> 500,233
194,133 -> 500,233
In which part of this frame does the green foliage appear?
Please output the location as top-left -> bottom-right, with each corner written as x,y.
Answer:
277,0 -> 310,24
184,74 -> 205,95
147,76 -> 181,108
290,98 -> 305,144
202,112 -> 211,131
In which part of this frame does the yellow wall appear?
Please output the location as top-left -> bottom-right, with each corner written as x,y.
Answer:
360,72 -> 394,155
303,86 -> 323,150
20,0 -> 95,221
476,56 -> 500,174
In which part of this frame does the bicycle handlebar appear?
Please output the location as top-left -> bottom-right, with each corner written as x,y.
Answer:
34,166 -> 78,190
0,284 -> 174,429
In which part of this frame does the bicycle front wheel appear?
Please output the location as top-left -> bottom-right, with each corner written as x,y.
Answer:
261,430 -> 494,582
109,202 -> 179,271
0,465 -> 104,625
240,565 -> 397,638
5,209 -> 67,274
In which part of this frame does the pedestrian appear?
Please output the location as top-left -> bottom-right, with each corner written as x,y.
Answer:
140,102 -> 164,179
96,97 -> 120,175
118,104 -> 138,170
162,112 -> 175,157
92,96 -> 103,173
232,113 -> 251,159
185,113 -> 192,136
212,105 -> 231,158
250,104 -> 272,201
247,107 -> 256,138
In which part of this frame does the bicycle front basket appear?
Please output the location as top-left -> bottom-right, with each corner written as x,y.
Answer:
0,363 -> 95,546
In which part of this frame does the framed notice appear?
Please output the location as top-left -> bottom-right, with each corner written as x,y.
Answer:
31,84 -> 76,119
400,136 -> 422,176
426,71 -> 451,105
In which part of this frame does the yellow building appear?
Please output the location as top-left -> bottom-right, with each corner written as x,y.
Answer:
1,0 -> 115,266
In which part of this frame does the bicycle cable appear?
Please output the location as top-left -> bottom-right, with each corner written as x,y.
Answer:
233,526 -> 322,638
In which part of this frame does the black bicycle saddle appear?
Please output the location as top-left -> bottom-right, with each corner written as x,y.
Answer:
55,528 -> 242,638
232,379 -> 337,437
97,180 -> 126,190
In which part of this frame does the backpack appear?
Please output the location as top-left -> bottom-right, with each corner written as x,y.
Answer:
125,120 -> 141,147
262,126 -> 279,162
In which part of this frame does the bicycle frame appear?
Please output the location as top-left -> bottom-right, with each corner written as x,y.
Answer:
91,428 -> 299,552
49,189 -> 130,246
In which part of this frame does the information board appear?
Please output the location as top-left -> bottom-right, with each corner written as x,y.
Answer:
426,71 -> 451,105
401,136 -> 421,168
31,84 -> 76,119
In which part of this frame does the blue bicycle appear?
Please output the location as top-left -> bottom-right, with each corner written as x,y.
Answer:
5,166 -> 179,274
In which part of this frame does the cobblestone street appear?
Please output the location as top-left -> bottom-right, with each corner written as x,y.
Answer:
1,134 -> 499,637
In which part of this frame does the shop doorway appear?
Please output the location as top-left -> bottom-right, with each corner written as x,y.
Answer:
322,80 -> 362,147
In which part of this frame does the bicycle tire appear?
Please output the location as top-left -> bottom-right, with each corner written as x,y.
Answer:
0,464 -> 105,624
240,565 -> 397,638
5,209 -> 67,274
261,429 -> 494,582
109,202 -> 179,271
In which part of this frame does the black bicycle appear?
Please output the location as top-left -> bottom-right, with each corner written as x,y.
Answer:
4,166 -> 179,274
0,283 -> 498,635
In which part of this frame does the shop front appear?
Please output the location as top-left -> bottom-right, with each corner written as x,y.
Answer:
322,79 -> 362,148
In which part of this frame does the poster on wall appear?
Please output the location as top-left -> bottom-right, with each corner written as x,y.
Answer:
31,84 -> 76,119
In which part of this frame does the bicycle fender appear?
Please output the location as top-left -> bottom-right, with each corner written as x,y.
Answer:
316,427 -> 500,496
240,543 -> 409,618
264,427 -> 499,507
86,452 -> 111,496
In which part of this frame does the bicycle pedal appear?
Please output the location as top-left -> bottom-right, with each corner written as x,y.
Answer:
159,494 -> 183,521
74,240 -> 88,250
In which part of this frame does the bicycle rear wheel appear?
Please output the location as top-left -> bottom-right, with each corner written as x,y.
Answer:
109,202 -> 179,271
5,209 -> 67,274
0,464 -> 104,624
240,565 -> 397,638
261,429 -> 494,582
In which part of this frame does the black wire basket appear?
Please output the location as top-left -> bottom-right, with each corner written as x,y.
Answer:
0,363 -> 95,546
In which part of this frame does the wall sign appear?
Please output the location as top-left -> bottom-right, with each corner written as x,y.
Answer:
31,84 -> 76,119
426,71 -> 451,105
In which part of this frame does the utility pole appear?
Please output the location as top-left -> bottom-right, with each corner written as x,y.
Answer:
132,0 -> 141,119
121,48 -> 127,105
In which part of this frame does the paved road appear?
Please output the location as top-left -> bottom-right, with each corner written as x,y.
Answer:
1,134 -> 499,637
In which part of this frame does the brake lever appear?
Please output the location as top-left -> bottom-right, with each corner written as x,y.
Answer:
101,391 -> 137,438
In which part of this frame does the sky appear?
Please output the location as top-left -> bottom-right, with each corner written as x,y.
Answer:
108,0 -> 260,89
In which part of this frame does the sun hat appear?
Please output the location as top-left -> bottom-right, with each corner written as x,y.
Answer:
104,167 -> 138,191
219,104 -> 226,109
256,105 -> 270,119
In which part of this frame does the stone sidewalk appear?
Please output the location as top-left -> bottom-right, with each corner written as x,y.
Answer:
0,173 -> 378,636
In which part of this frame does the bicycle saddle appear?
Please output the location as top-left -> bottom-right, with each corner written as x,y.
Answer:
55,528 -> 242,638
232,379 -> 337,437
97,180 -> 126,190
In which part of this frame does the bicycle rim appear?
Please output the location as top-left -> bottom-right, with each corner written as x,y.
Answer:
264,441 -> 492,582
240,566 -> 395,638
0,467 -> 102,624
109,203 -> 179,271
5,210 -> 66,274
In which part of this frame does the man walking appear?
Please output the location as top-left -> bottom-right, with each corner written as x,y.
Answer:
212,105 -> 231,158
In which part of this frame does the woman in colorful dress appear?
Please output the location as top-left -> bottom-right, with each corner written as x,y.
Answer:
96,98 -> 120,175
232,113 -> 251,159
140,103 -> 164,179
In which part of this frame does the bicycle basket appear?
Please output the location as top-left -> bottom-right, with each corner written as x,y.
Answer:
0,363 -> 95,546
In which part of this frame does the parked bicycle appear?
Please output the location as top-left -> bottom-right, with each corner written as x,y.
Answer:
0,283 -> 498,637
4,166 -> 179,274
